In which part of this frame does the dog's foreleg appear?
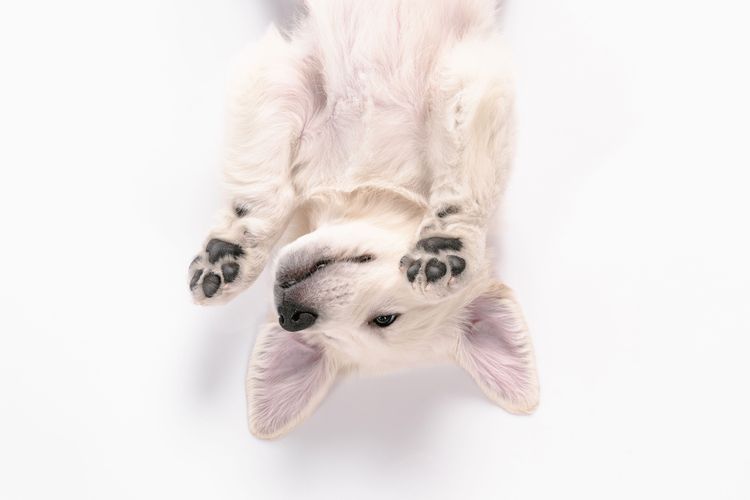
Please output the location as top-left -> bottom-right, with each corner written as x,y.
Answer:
401,39 -> 515,298
189,30 -> 323,304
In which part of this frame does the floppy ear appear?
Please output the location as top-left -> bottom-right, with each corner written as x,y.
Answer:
246,322 -> 337,439
455,282 -> 539,414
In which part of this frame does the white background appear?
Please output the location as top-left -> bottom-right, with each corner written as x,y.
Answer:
1,0 -> 748,498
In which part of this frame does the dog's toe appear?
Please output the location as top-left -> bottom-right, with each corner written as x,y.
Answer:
189,269 -> 203,289
447,255 -> 465,276
425,258 -> 447,282
221,262 -> 240,283
201,272 -> 221,298
406,259 -> 422,283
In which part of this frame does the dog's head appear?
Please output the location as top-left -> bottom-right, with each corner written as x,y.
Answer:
271,219 -> 450,365
246,195 -> 539,439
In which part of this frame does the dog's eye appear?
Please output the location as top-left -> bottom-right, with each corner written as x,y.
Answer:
313,259 -> 333,271
372,314 -> 399,327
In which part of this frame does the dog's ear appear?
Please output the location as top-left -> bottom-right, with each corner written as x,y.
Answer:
455,282 -> 539,414
246,322 -> 337,439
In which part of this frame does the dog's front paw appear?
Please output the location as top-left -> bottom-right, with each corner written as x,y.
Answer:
400,236 -> 469,299
188,238 -> 255,305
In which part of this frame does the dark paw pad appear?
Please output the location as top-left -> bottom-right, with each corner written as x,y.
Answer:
206,239 -> 244,264
406,259 -> 422,283
190,269 -> 203,289
221,262 -> 240,283
202,272 -> 221,298
425,258 -> 447,282
416,237 -> 463,254
401,251 -> 467,288
446,255 -> 466,276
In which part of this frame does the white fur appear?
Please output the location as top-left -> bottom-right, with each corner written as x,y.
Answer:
188,0 -> 538,439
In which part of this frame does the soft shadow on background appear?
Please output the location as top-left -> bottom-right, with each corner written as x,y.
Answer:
281,366 -> 485,457
265,0 -> 307,35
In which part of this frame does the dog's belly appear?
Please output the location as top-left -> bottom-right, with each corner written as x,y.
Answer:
289,0 -> 498,200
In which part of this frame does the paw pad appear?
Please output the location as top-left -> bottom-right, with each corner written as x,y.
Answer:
401,233 -> 470,297
425,258 -> 447,282
206,238 -> 244,264
446,255 -> 466,276
201,272 -> 221,298
221,262 -> 240,283
189,238 -> 245,301
405,258 -> 422,282
401,253 -> 466,284
416,236 -> 463,253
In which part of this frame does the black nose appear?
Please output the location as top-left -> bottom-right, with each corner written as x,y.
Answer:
277,300 -> 318,332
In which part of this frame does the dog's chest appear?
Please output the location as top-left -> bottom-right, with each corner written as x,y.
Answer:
294,73 -> 436,199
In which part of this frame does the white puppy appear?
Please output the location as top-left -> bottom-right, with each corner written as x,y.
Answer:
188,0 -> 538,439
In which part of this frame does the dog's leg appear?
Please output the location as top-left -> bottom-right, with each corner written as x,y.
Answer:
189,29 -> 324,304
401,38 -> 515,299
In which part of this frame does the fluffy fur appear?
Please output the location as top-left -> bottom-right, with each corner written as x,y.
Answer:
188,0 -> 539,439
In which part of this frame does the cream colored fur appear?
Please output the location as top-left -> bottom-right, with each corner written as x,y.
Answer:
188,0 -> 539,439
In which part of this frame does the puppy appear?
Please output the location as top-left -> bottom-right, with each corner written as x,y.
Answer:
188,0 -> 538,439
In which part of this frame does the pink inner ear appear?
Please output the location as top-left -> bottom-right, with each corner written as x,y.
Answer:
248,325 -> 334,438
461,291 -> 538,411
